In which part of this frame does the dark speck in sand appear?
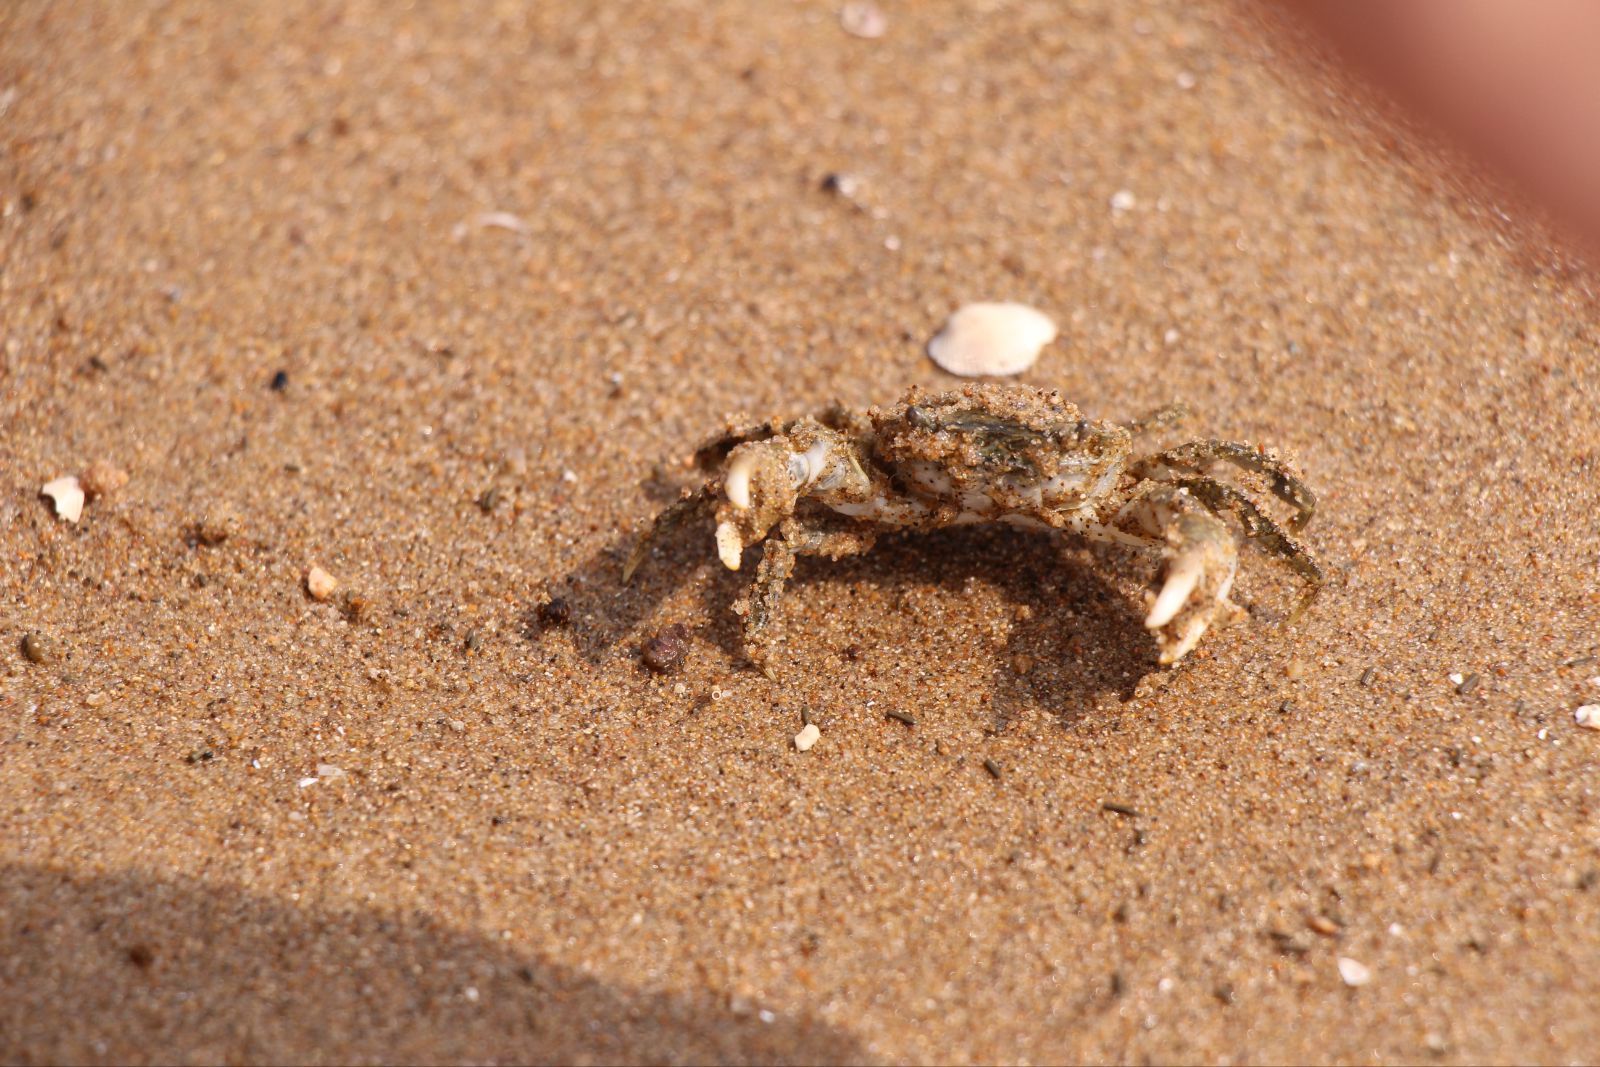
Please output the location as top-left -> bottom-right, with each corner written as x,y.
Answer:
269,370 -> 289,391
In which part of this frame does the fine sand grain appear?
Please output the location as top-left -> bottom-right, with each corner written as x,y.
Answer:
2,2 -> 1598,1063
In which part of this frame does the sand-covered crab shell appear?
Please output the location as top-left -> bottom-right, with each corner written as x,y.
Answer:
628,384 -> 1321,673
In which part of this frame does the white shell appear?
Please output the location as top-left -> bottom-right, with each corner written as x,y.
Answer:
927,302 -> 1057,377
794,723 -> 821,751
1576,705 -> 1600,730
1336,956 -> 1372,987
41,476 -> 85,523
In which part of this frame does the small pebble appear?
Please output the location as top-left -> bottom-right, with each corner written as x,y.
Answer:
1110,189 -> 1136,212
820,172 -> 863,199
927,302 -> 1058,378
838,1 -> 887,39
1575,705 -> 1600,730
983,758 -> 1003,780
41,475 -> 85,523
79,460 -> 128,498
1455,673 -> 1480,695
340,593 -> 370,624
20,632 -> 54,665
795,723 -> 821,752
448,719 -> 467,733
305,565 -> 339,601
269,369 -> 290,391
642,624 -> 689,674
1447,672 -> 1465,686
1306,914 -> 1341,937
1336,956 -> 1372,987
536,597 -> 571,628
1011,654 -> 1035,676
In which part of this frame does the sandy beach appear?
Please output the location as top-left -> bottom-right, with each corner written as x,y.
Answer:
3,1 -> 1599,1062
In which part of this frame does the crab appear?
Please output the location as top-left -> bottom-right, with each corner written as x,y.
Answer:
625,384 -> 1321,673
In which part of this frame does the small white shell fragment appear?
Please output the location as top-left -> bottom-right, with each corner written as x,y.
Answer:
474,211 -> 529,233
1110,189 -> 1136,212
297,777 -> 319,789
839,1 -> 887,39
1336,956 -> 1372,987
316,763 -> 345,779
1447,672 -> 1465,686
927,302 -> 1058,378
794,723 -> 821,752
41,476 -> 85,523
1575,705 -> 1600,730
305,564 -> 339,601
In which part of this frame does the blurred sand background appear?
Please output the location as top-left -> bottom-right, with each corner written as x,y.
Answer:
3,1 -> 1599,1063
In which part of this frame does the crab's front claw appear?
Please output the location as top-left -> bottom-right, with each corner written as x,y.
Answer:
715,520 -> 746,570
713,440 -> 804,571
1144,510 -> 1244,665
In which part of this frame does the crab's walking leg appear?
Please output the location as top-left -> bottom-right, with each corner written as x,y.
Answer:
1130,441 -> 1317,531
1168,476 -> 1323,618
734,518 -> 878,677
1124,402 -> 1190,437
691,419 -> 785,471
622,481 -> 718,582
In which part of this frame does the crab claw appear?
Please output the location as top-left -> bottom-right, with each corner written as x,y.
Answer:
716,521 -> 744,570
714,439 -> 805,571
1145,510 -> 1243,665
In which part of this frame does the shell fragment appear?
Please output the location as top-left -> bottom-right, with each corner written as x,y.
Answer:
927,302 -> 1057,378
41,476 -> 85,523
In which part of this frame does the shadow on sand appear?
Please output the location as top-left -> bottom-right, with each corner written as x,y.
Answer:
541,500 -> 1161,727
0,863 -> 870,1066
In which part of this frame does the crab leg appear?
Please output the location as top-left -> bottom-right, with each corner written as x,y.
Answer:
1167,476 -> 1323,618
622,481 -> 719,582
1123,402 -> 1190,437
734,537 -> 798,678
734,518 -> 879,677
1129,441 -> 1317,531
